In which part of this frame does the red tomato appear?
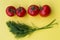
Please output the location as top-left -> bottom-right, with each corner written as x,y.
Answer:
16,7 -> 26,17
39,5 -> 51,17
6,6 -> 16,17
28,5 -> 39,16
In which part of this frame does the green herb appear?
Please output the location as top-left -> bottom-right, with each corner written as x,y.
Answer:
6,19 -> 57,38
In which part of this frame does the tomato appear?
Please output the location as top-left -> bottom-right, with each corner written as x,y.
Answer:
28,5 -> 39,16
16,7 -> 26,17
6,6 -> 16,17
39,5 -> 51,17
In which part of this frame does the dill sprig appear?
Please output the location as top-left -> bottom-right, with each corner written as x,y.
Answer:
6,19 -> 57,38
6,21 -> 35,38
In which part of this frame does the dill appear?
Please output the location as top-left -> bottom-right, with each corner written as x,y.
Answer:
6,19 -> 57,38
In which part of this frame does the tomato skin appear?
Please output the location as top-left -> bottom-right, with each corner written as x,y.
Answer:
16,7 -> 26,17
6,6 -> 16,17
28,5 -> 39,16
39,5 -> 51,17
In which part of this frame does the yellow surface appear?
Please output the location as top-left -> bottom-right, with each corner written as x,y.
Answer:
0,0 -> 60,40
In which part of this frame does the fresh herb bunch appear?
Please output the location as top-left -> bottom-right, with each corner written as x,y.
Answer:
6,19 -> 57,38
6,21 -> 36,38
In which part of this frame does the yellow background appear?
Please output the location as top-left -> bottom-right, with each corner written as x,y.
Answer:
0,0 -> 60,40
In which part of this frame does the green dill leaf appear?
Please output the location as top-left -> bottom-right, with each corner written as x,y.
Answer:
6,21 -> 35,38
6,19 -> 57,38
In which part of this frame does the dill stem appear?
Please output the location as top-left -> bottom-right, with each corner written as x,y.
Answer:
35,19 -> 56,30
